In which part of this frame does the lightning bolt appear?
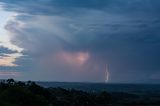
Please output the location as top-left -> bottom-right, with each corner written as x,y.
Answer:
105,64 -> 109,83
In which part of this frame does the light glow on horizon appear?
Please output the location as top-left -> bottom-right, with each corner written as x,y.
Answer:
0,53 -> 22,67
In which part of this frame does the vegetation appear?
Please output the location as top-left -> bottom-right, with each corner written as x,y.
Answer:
0,79 -> 111,106
0,79 -> 159,106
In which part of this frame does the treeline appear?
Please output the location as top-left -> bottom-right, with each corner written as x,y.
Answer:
0,79 -> 111,106
0,79 -> 160,106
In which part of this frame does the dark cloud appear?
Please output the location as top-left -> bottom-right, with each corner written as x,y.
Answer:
0,46 -> 17,54
1,0 -> 160,17
0,0 -> 160,83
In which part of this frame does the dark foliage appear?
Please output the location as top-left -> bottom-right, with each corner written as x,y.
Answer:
0,79 -> 111,106
0,79 -> 159,106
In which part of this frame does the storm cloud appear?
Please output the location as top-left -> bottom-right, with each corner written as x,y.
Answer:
0,0 -> 160,83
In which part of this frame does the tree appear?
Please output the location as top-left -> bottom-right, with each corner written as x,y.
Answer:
7,79 -> 15,85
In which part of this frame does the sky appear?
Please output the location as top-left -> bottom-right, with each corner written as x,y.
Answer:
0,0 -> 160,83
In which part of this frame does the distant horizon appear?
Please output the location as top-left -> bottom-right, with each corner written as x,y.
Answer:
0,78 -> 160,85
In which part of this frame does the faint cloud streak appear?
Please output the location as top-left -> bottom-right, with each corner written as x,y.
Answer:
0,71 -> 21,76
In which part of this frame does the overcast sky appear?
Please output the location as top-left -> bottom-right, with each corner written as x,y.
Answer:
0,0 -> 160,83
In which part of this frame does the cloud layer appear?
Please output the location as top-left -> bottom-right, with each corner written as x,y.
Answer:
0,0 -> 160,83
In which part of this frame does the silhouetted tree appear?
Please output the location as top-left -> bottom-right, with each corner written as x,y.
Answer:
7,79 -> 15,85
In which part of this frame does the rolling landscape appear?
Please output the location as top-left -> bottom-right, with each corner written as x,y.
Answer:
0,0 -> 160,105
